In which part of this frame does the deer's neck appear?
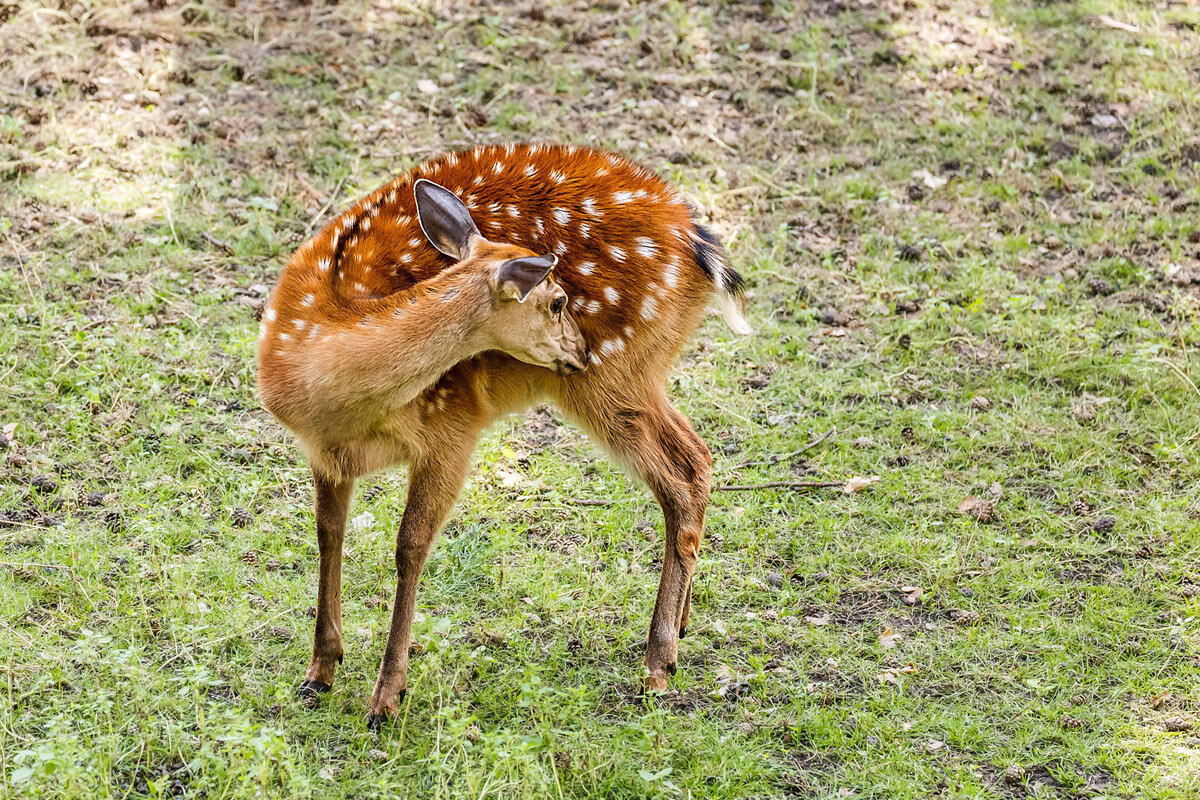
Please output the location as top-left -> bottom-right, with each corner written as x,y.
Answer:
307,270 -> 492,414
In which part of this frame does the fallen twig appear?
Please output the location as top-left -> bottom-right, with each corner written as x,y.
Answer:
725,428 -> 835,472
714,480 -> 843,492
202,231 -> 234,254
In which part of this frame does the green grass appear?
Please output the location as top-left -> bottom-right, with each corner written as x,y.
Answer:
2,0 -> 1199,797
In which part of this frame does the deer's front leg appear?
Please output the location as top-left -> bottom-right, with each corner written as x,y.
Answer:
298,471 -> 354,701
366,447 -> 473,729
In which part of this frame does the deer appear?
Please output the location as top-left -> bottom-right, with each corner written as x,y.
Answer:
258,142 -> 750,728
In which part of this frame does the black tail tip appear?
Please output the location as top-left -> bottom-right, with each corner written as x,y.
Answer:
691,222 -> 745,296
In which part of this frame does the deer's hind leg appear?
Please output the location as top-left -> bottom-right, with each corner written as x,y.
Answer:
561,388 -> 712,692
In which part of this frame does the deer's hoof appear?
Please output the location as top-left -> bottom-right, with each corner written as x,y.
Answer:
297,679 -> 332,701
678,626 -> 687,639
365,689 -> 405,730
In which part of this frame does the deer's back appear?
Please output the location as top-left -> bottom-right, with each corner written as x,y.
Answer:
279,144 -> 717,373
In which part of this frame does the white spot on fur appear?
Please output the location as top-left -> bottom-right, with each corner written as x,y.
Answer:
589,351 -> 602,365
554,241 -> 568,256
571,297 -> 585,312
361,217 -> 371,231
488,202 -> 502,214
550,170 -> 565,183
623,325 -> 633,337
317,258 -> 331,272
507,205 -> 521,217
442,288 -> 459,302
608,245 -> 626,262
265,307 -> 277,322
640,295 -> 658,320
278,332 -> 291,341
473,175 -> 484,185
581,197 -> 599,216
635,237 -> 658,258
293,318 -> 307,330
603,287 -> 619,304
493,161 -> 504,175
409,237 -> 422,248
353,282 -> 366,293
613,191 -> 635,204
533,218 -> 545,235
524,164 -> 537,178
663,258 -> 680,288
578,223 -> 591,238
585,300 -> 601,314
308,324 -> 321,339
552,207 -> 570,225
400,253 -> 413,263
577,261 -> 596,276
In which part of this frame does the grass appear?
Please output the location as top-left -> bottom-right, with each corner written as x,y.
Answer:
2,0 -> 1200,797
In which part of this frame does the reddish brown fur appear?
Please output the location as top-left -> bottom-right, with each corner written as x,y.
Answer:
258,143 -> 745,726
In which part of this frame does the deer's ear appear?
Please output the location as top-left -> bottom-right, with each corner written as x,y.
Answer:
494,255 -> 555,303
414,179 -> 482,260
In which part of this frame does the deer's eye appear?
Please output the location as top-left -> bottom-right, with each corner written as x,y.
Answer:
551,296 -> 566,315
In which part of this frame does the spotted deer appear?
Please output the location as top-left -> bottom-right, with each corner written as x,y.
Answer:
258,143 -> 749,727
